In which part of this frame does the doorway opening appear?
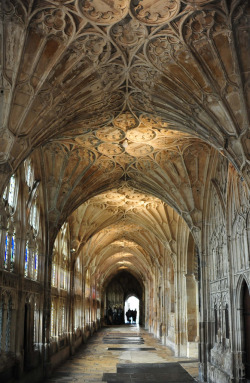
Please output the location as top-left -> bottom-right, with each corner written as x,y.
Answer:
243,280 -> 250,379
124,296 -> 139,324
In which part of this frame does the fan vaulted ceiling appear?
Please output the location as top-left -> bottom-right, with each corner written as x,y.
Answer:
0,0 -> 249,279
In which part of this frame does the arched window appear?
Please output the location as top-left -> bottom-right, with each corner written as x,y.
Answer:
24,159 -> 34,189
25,186 -> 41,280
3,187 -> 7,201
8,176 -> 16,208
4,232 -> 9,269
52,262 -> 56,287
34,246 -> 38,281
24,241 -> 29,278
2,174 -> 19,272
3,175 -> 17,210
29,199 -> 39,234
10,231 -> 16,271
4,224 -> 16,272
50,300 -> 56,338
58,299 -> 66,336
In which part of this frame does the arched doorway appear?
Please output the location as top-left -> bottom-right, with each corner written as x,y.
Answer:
124,296 -> 139,324
104,271 -> 143,325
243,280 -> 250,379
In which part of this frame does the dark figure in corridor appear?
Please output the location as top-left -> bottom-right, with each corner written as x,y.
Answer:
108,306 -> 113,324
117,306 -> 124,324
126,309 -> 131,323
133,309 -> 137,323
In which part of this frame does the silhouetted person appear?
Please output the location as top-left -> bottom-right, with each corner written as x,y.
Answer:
126,309 -> 131,323
134,309 -> 137,323
108,306 -> 113,325
118,306 -> 123,324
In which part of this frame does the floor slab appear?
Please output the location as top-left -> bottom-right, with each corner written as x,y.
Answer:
44,325 -> 199,383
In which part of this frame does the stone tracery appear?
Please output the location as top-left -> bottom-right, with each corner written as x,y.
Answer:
0,0 -> 249,382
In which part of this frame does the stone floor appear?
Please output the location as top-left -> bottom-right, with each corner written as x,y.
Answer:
44,325 -> 199,383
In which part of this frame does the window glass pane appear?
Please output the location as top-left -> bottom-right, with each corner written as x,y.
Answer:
4,234 -> 9,269
10,233 -> 15,272
25,243 -> 29,277
3,187 -> 7,200
8,176 -> 16,207
34,250 -> 38,280
52,263 -> 56,286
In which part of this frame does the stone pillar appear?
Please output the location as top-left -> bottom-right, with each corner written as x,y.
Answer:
69,264 -> 75,355
186,273 -> 199,358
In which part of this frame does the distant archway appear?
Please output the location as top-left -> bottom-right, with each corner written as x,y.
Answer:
125,296 -> 139,324
104,270 -> 143,325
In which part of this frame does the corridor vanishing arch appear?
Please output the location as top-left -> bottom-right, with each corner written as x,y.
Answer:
0,1 -> 249,382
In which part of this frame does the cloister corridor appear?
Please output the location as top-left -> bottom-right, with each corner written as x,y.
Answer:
44,325 -> 199,383
0,0 -> 249,383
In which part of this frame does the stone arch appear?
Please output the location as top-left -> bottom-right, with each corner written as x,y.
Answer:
235,276 -> 250,381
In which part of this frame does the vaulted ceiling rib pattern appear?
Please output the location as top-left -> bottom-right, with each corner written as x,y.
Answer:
0,0 -> 249,286
69,191 -> 183,283
0,0 -> 249,188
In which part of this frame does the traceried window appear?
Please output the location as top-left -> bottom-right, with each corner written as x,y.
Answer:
2,174 -> 18,272
52,263 -> 56,287
4,226 -> 16,272
58,300 -> 66,336
61,304 -> 65,334
4,234 -> 9,269
3,187 -> 7,201
24,159 -> 34,189
50,301 -> 56,337
24,241 -> 29,278
24,242 -> 39,281
8,176 -> 16,208
34,248 -> 38,281
25,188 -> 40,280
10,232 -> 16,270
3,175 -> 17,209
50,223 -> 71,342
29,200 -> 39,233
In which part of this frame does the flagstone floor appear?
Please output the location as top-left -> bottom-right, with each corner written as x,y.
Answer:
44,325 -> 199,383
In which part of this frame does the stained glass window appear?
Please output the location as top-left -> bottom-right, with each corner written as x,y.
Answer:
8,176 -> 16,207
25,242 -> 29,277
62,305 -> 65,334
24,159 -> 33,188
32,204 -> 37,229
30,202 -> 38,231
34,249 -> 38,281
31,249 -> 35,279
3,187 -> 7,201
51,302 -> 54,335
4,234 -> 9,269
10,233 -> 15,271
52,263 -> 56,286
